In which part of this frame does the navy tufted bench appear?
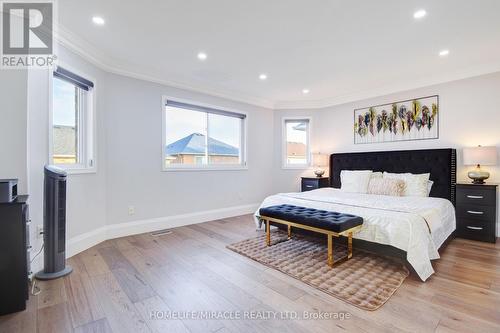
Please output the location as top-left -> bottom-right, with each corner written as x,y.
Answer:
259,204 -> 363,267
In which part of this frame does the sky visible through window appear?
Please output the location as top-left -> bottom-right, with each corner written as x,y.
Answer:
53,77 -> 76,127
165,106 -> 240,148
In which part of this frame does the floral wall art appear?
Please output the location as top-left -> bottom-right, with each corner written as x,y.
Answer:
354,95 -> 439,144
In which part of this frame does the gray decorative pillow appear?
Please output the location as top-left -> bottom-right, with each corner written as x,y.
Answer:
367,178 -> 406,196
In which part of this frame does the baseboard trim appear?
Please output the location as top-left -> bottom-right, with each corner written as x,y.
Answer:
66,203 -> 259,258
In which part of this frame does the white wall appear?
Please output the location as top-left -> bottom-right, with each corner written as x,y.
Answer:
103,72 -> 275,227
0,70 -> 28,193
24,45 -> 275,261
273,71 -> 500,235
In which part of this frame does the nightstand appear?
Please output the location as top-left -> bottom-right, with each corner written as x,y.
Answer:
456,183 -> 498,243
301,177 -> 329,192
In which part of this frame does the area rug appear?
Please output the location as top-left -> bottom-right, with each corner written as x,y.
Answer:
227,231 -> 409,311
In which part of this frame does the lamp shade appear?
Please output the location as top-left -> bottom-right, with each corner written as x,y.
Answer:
312,153 -> 328,167
463,146 -> 497,166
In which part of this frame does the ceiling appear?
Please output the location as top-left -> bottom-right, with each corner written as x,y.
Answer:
57,0 -> 500,109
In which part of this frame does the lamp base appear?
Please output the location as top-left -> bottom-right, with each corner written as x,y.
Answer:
468,166 -> 489,185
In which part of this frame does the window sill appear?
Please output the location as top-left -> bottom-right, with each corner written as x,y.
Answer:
282,165 -> 311,170
58,167 -> 97,175
162,166 -> 248,172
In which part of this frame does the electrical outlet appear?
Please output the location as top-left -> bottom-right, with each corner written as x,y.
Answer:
128,206 -> 135,215
36,225 -> 44,238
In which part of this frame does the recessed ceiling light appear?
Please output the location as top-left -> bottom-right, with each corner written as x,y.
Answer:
302,89 -> 310,94
439,49 -> 450,57
259,73 -> 268,80
413,9 -> 427,19
197,52 -> 207,61
92,16 -> 105,25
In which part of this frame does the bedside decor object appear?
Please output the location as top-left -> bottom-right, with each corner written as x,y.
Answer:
312,153 -> 328,177
354,95 -> 438,144
463,146 -> 497,184
0,179 -> 18,203
301,177 -> 329,192
456,183 -> 498,243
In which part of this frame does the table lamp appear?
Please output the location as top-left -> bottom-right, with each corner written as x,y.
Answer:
312,153 -> 328,177
463,146 -> 497,184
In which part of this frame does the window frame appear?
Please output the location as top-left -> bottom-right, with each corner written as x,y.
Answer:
161,96 -> 248,172
48,64 -> 97,174
282,117 -> 312,169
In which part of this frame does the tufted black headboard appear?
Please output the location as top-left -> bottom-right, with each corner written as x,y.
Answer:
329,148 -> 457,205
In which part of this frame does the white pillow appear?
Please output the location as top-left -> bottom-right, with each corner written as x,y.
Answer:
371,172 -> 383,179
340,170 -> 373,193
383,172 -> 430,197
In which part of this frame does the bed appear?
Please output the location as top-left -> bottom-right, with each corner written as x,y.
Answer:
255,148 -> 457,281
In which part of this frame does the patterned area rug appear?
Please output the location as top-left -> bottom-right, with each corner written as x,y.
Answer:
227,231 -> 409,311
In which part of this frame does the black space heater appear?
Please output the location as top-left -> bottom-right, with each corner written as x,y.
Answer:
35,166 -> 72,280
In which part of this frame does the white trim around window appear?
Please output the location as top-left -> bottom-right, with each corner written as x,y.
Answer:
161,96 -> 248,172
48,63 -> 97,174
282,117 -> 312,169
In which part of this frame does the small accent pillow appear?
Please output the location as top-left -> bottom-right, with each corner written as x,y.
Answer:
368,178 -> 405,196
383,172 -> 430,197
340,170 -> 373,193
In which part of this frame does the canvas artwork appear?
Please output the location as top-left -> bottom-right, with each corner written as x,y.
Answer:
354,95 -> 439,144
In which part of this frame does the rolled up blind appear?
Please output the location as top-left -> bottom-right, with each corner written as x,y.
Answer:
166,100 -> 246,119
53,67 -> 94,91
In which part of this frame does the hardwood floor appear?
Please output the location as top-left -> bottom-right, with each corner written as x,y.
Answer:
1,214 -> 499,332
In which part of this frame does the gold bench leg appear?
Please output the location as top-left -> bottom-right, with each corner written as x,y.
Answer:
287,225 -> 292,240
327,234 -> 333,267
266,220 -> 271,246
348,232 -> 353,259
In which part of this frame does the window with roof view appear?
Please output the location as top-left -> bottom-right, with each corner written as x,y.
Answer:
283,118 -> 310,168
51,67 -> 95,171
163,100 -> 246,169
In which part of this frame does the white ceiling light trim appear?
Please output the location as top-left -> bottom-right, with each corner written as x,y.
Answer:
439,49 -> 450,57
92,16 -> 105,25
197,52 -> 207,61
302,89 -> 310,94
413,9 -> 427,19
259,73 -> 268,80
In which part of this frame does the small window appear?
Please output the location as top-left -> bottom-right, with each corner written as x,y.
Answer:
283,118 -> 310,168
50,67 -> 95,172
162,99 -> 246,170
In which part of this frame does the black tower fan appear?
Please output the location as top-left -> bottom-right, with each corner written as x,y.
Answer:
35,166 -> 72,280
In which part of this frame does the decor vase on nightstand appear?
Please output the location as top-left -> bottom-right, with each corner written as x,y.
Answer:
456,183 -> 498,243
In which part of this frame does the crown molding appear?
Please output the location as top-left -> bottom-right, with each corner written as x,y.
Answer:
273,61 -> 500,110
55,25 -> 500,111
55,25 -> 275,110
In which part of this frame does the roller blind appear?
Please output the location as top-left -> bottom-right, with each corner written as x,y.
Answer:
166,100 -> 246,119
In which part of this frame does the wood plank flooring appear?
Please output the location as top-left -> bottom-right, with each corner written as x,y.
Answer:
1,214 -> 499,333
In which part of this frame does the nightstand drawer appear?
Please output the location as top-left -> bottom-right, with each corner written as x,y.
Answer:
457,218 -> 495,243
456,204 -> 495,221
302,180 -> 319,191
457,187 -> 496,206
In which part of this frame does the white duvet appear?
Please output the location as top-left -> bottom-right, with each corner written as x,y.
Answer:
254,188 -> 456,281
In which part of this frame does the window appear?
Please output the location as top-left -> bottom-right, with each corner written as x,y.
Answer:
283,118 -> 310,168
50,66 -> 95,172
162,99 -> 246,170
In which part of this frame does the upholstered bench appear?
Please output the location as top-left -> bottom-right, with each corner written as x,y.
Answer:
259,204 -> 363,267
